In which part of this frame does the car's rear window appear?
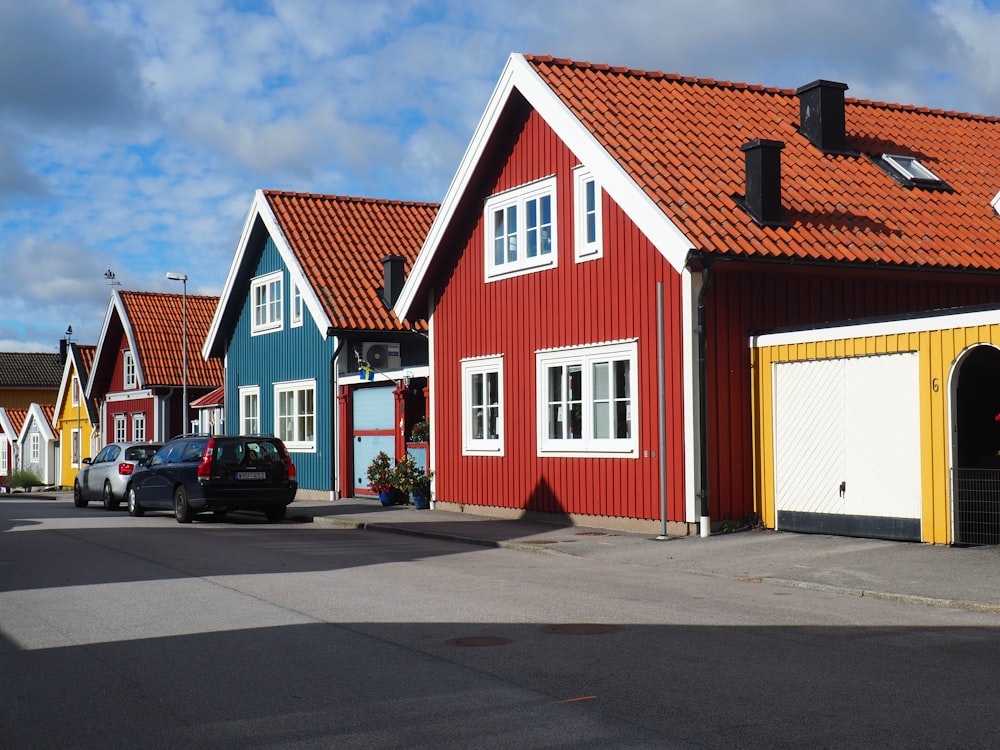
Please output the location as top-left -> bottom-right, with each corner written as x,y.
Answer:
213,439 -> 284,466
181,439 -> 209,462
124,445 -> 160,461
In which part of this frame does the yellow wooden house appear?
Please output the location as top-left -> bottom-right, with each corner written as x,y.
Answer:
55,343 -> 99,489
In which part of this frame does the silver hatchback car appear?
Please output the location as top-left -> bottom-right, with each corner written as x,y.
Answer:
73,442 -> 162,510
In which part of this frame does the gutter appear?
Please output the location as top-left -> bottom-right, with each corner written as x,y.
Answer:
696,258 -> 714,538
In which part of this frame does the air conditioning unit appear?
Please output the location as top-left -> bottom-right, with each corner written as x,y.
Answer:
362,341 -> 401,371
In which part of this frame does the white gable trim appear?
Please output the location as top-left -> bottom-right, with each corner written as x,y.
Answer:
86,290 -> 144,399
18,403 -> 56,443
202,190 -> 332,360
0,409 -> 17,443
394,52 -> 694,320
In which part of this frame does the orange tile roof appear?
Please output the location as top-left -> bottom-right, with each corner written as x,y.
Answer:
264,191 -> 438,331
40,403 -> 56,430
119,291 -> 223,387
525,55 -> 1000,270
75,344 -> 95,378
3,408 -> 27,436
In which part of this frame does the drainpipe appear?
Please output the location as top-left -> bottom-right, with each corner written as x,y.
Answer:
656,282 -> 668,539
330,337 -> 347,499
697,260 -> 714,538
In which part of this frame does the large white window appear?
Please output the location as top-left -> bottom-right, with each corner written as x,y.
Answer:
461,355 -> 504,455
30,433 -> 40,463
485,176 -> 557,280
240,385 -> 260,435
275,379 -> 315,451
536,340 -> 638,457
132,413 -> 146,442
114,414 -> 127,443
0,437 -> 7,475
251,271 -> 283,334
123,350 -> 136,389
290,280 -> 303,328
574,166 -> 603,261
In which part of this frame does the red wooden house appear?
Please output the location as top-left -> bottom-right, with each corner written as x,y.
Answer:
395,53 -> 1000,534
87,290 -> 222,443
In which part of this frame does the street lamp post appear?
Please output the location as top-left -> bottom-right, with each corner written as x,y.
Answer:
166,273 -> 188,434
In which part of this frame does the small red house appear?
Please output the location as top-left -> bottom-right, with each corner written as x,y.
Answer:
87,290 -> 222,443
395,53 -> 1000,534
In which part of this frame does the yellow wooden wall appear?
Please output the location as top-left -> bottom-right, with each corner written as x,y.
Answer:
55,373 -> 97,490
752,322 -> 1000,545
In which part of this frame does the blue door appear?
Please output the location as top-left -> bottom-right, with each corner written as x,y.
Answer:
352,386 -> 396,496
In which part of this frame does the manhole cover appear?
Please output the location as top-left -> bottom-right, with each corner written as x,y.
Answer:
545,623 -> 623,635
576,531 -> 608,536
521,539 -> 559,545
447,636 -> 513,647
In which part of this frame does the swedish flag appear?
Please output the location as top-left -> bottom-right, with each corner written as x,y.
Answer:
359,360 -> 376,381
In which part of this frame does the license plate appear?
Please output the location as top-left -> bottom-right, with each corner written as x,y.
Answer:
235,471 -> 266,481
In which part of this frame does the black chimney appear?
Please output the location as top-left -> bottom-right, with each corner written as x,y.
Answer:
59,338 -> 68,366
381,255 -> 406,308
796,79 -> 848,153
740,139 -> 785,226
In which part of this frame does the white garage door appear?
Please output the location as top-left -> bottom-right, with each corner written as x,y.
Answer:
772,352 -> 921,540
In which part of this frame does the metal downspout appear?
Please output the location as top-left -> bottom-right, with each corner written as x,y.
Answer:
656,282 -> 668,539
697,261 -> 714,538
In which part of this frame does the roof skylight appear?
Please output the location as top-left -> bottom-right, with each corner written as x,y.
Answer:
882,154 -> 942,185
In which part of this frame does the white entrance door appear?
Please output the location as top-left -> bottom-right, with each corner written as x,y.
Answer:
773,352 -> 921,535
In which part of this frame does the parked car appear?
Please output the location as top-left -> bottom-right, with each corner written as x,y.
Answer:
73,442 -> 163,510
126,435 -> 298,523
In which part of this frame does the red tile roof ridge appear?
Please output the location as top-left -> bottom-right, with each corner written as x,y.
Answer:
846,95 -> 1000,123
522,53 -> 796,95
263,189 -> 439,209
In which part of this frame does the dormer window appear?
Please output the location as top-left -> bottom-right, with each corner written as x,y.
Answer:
882,154 -> 943,187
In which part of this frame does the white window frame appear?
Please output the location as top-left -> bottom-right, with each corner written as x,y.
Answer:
71,376 -> 80,406
239,385 -> 261,435
536,340 -> 638,457
114,414 -> 127,443
274,379 -> 316,452
70,429 -> 81,468
251,270 -> 283,335
132,413 -> 146,442
461,355 -> 504,456
123,350 -> 137,389
0,437 -> 8,475
882,153 -> 942,184
30,433 -> 40,463
485,175 -> 557,281
574,166 -> 603,261
290,279 -> 303,328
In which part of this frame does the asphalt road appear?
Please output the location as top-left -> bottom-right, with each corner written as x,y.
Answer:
3,495 -> 1000,749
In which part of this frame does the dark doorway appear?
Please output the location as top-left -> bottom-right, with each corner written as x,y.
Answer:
953,345 -> 1000,544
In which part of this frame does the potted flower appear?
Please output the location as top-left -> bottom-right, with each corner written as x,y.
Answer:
394,453 -> 433,510
366,451 -> 395,506
410,419 -> 429,444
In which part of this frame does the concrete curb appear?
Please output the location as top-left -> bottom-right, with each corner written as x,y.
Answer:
759,577 -> 1000,614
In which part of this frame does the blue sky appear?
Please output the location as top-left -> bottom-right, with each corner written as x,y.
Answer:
4,0 -> 1000,352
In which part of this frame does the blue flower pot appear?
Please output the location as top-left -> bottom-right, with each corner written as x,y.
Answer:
412,490 -> 430,510
378,490 -> 393,506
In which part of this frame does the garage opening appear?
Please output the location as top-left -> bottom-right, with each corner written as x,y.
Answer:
952,345 -> 1000,545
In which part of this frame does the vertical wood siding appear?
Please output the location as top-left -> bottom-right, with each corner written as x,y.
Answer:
224,237 -> 339,491
432,108 -> 686,522
714,263 -> 1000,523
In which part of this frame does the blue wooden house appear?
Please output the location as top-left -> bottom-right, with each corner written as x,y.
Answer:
202,190 -> 438,499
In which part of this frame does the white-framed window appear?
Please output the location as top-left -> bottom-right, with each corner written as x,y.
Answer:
132,413 -> 146,442
536,340 -> 638,457
485,175 -> 557,280
123,350 -> 137,389
882,153 -> 943,185
71,429 -> 81,468
461,355 -> 504,455
71,376 -> 80,406
251,270 -> 283,334
290,280 -> 303,328
30,433 -> 40,463
239,385 -> 260,435
0,437 -> 8,475
114,414 -> 127,443
574,166 -> 603,261
275,379 -> 315,451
